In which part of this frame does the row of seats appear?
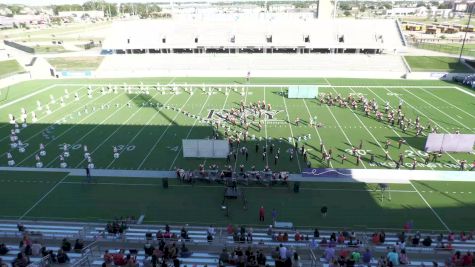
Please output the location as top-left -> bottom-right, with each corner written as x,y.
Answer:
0,244 -> 82,265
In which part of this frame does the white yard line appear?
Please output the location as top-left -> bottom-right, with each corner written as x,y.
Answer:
280,87 -> 301,172
0,86 -> 86,142
54,83 -> 455,89
136,93 -> 194,170
420,88 -> 475,120
18,173 -> 70,220
44,93 -> 145,168
232,86 -> 245,172
2,87 -> 119,161
73,92 -> 163,168
263,86 -> 269,166
404,89 -> 471,131
105,94 -> 176,169
452,86 -> 475,98
330,86 -> 393,164
365,87 -> 434,171
382,87 -> 459,163
324,102 -> 367,169
16,92 -> 126,166
59,181 -> 418,193
0,84 -> 57,110
302,99 -> 333,168
409,181 -> 451,232
167,93 -> 213,170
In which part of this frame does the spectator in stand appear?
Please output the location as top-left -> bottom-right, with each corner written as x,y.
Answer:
103,250 -> 113,265
144,243 -> 154,256
57,249 -> 70,264
278,244 -> 287,259
0,244 -> 8,255
314,228 -> 320,238
180,225 -> 189,241
448,232 -> 456,242
452,251 -> 463,266
0,258 -> 7,267
180,243 -> 191,258
142,256 -> 152,267
267,225 -> 273,236
165,224 -> 171,233
17,223 -> 25,232
61,238 -> 71,252
219,248 -> 230,264
387,248 -> 399,266
399,249 -> 409,264
112,249 -> 126,266
462,252 -> 473,266
12,252 -> 29,267
74,239 -> 84,252
324,246 -> 335,262
208,225 -> 216,236
257,250 -> 266,266
412,232 -> 421,246
362,248 -> 372,265
31,241 -> 42,256
422,236 -> 433,247
125,254 -> 138,267
351,250 -> 361,263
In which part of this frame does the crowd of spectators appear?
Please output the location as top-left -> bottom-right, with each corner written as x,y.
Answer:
106,217 -> 134,235
0,235 -> 73,267
102,240 -> 191,267
218,246 -> 269,267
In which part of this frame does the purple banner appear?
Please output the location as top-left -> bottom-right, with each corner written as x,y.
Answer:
302,168 -> 353,178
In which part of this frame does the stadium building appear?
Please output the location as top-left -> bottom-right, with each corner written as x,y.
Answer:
101,16 -> 405,55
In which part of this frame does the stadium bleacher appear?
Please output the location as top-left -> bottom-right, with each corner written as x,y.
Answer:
1,220 -> 474,266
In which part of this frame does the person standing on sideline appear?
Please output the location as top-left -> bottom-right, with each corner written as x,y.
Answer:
85,167 -> 91,182
320,206 -> 328,217
259,206 -> 265,222
272,208 -> 277,223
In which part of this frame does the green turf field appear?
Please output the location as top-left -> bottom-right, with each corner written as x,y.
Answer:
1,78 -> 474,173
0,171 -> 474,231
0,59 -> 24,78
404,56 -> 472,72
413,42 -> 475,58
47,56 -> 104,71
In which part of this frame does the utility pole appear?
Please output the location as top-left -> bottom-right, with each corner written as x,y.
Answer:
459,5 -> 474,63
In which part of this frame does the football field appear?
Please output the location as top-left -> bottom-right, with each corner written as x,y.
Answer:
0,77 -> 475,230
1,171 -> 475,231
1,77 -> 474,172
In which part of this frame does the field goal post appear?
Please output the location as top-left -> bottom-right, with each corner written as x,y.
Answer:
182,139 -> 229,158
287,85 -> 318,99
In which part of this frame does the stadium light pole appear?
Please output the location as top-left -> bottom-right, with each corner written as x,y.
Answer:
459,5 -> 474,63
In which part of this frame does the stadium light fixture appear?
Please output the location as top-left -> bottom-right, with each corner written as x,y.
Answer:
459,5 -> 474,63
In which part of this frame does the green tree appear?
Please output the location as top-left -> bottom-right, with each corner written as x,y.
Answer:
438,3 -> 451,9
340,3 -> 352,10
416,2 -> 426,8
382,3 -> 392,9
8,5 -> 22,15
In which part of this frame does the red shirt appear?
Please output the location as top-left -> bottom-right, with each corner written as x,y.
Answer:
259,207 -> 265,216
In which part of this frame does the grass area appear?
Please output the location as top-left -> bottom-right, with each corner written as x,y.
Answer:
47,57 -> 104,71
414,42 -> 475,58
402,17 -> 475,27
1,171 -> 475,230
0,21 -> 112,40
0,59 -> 24,78
33,45 -> 70,54
0,77 -> 473,173
404,56 -> 472,72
